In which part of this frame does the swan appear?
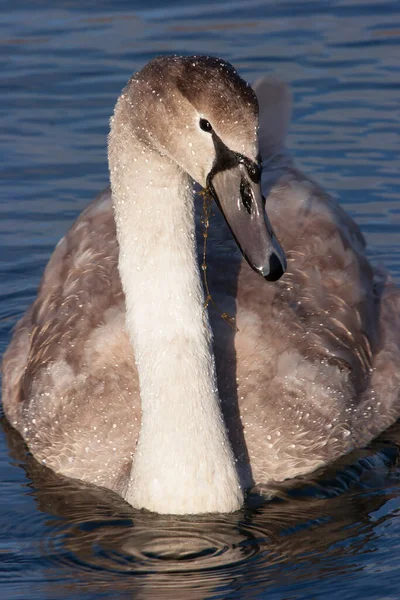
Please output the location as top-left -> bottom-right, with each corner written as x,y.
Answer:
2,56 -> 400,515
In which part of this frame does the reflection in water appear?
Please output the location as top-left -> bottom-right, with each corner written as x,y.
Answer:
2,417 -> 400,599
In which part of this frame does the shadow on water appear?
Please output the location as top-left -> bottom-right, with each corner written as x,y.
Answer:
2,415 -> 400,599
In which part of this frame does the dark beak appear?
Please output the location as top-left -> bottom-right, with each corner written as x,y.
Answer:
206,161 -> 286,281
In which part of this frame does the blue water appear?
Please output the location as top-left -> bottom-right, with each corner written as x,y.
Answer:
1,1 -> 400,598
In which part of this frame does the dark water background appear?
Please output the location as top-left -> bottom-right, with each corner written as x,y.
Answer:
1,1 -> 400,598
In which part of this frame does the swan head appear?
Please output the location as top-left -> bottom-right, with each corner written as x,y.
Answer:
115,55 -> 286,281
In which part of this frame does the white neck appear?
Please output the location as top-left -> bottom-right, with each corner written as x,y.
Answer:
109,114 -> 243,514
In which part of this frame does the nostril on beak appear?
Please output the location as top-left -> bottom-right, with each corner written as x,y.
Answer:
264,252 -> 285,282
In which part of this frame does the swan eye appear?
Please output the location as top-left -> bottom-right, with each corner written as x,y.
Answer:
199,118 -> 212,133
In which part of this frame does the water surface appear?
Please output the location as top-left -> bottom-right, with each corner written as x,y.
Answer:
1,1 -> 400,598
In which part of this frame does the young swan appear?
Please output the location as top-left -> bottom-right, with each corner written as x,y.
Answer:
2,56 -> 400,515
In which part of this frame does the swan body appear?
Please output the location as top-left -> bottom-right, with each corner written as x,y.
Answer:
3,56 -> 400,514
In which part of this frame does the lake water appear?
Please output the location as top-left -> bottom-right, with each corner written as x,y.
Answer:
1,1 -> 400,598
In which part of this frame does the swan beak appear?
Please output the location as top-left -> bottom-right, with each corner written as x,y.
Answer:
207,164 -> 287,281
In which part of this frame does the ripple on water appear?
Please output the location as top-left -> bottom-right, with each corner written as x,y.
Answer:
1,421 -> 399,600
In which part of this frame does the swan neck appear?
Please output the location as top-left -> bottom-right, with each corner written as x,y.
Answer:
109,121 -> 243,514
